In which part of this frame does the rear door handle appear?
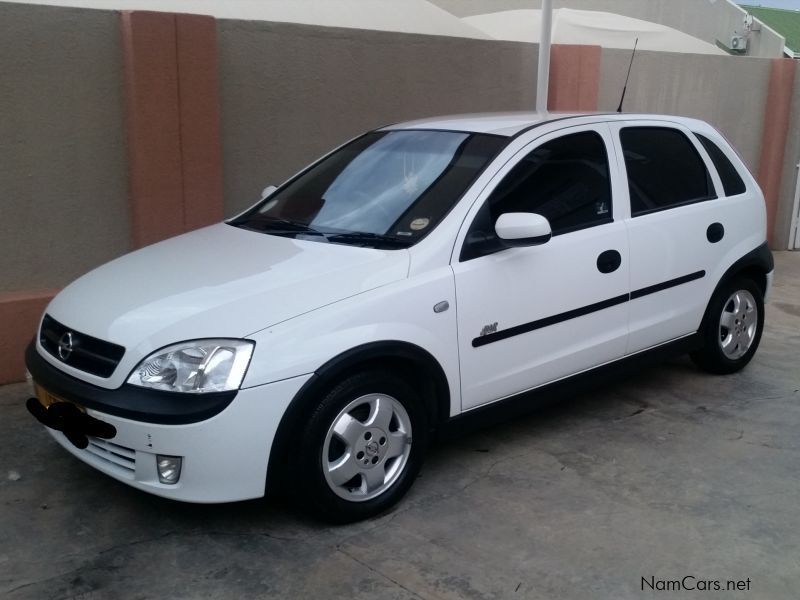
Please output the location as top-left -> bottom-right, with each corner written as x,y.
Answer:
597,249 -> 622,274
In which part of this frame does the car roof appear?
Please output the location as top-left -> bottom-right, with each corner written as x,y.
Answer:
382,111 -> 710,137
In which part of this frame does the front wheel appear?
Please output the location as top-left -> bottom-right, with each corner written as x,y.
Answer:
292,370 -> 429,522
691,277 -> 765,374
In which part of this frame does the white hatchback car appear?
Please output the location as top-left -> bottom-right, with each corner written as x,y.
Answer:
26,113 -> 773,521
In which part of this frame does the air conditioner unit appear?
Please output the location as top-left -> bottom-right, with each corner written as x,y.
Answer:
730,35 -> 748,52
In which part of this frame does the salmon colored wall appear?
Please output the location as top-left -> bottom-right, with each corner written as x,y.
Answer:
548,44 -> 601,111
121,11 -> 185,248
121,11 -> 223,249
757,58 -> 796,247
175,14 -> 225,232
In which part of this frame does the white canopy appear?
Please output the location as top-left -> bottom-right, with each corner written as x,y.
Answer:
1,0 -> 491,39
463,8 -> 727,55
8,0 -> 726,55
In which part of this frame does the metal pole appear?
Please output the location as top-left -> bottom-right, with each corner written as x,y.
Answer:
789,162 -> 800,250
536,0 -> 553,113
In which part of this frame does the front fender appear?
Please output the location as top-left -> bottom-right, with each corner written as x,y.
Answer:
241,266 -> 460,416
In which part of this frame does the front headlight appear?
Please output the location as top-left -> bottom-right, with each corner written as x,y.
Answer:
127,339 -> 255,393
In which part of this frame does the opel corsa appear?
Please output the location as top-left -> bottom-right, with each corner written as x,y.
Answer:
26,113 -> 774,521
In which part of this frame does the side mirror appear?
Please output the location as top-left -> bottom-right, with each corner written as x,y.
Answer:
495,212 -> 552,247
260,185 -> 277,200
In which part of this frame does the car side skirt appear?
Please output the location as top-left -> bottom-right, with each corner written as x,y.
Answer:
441,332 -> 702,439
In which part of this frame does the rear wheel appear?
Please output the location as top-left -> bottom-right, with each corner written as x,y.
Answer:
292,370 -> 429,522
691,277 -> 764,374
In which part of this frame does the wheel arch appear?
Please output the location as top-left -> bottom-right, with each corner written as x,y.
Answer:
700,242 -> 772,332
715,241 -> 773,297
264,341 -> 451,495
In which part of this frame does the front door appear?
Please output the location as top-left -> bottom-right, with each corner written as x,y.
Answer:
452,124 -> 630,410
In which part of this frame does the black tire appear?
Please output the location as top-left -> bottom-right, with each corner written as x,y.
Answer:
691,277 -> 765,375
291,370 -> 429,523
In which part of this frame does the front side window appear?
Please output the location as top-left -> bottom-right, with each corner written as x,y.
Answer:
620,127 -> 716,216
230,130 -> 506,248
461,130 -> 612,260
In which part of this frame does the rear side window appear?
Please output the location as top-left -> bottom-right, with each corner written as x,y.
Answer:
695,133 -> 747,197
620,127 -> 716,216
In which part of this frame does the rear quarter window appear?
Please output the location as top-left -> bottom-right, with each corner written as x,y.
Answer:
620,127 -> 716,217
694,133 -> 747,197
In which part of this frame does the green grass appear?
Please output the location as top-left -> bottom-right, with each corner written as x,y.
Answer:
742,5 -> 800,52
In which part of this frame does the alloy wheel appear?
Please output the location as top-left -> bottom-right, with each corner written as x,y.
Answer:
718,289 -> 758,360
322,394 -> 412,502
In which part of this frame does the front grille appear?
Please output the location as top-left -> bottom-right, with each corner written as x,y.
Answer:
85,438 -> 136,479
39,314 -> 125,378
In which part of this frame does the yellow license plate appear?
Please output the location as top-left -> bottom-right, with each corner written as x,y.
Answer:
34,383 -> 85,413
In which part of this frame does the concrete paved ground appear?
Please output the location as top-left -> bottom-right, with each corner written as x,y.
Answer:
2,252 -> 799,600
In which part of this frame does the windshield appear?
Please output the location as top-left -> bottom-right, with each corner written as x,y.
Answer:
230,130 -> 506,248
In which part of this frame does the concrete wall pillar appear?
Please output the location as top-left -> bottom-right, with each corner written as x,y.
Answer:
757,58 -> 797,248
121,11 -> 224,249
547,44 -> 601,111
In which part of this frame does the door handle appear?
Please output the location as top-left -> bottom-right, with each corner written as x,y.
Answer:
597,250 -> 622,274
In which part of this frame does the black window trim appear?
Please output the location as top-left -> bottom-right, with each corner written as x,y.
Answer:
459,126 -> 616,262
547,215 -> 614,237
620,125 -> 719,219
692,131 -> 748,199
628,195 -> 721,218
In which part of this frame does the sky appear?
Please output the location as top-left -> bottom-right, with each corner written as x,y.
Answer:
736,0 -> 800,9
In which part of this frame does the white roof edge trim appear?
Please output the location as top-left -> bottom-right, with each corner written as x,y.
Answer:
380,112 -> 714,137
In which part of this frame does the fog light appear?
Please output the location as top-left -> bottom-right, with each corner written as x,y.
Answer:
156,455 -> 182,484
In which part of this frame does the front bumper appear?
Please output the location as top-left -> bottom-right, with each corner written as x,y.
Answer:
26,344 -> 312,503
26,341 -> 237,424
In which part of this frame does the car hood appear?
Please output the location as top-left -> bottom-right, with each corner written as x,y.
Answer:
45,224 -> 409,382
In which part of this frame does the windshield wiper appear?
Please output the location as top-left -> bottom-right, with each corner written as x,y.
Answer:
232,218 -> 411,248
326,232 -> 412,249
235,217 -> 327,238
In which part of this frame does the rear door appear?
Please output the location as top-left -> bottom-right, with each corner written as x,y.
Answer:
609,121 -> 735,353
452,123 -> 630,410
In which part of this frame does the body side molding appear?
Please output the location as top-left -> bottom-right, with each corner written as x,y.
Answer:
472,270 -> 707,348
630,270 -> 705,300
473,293 -> 629,348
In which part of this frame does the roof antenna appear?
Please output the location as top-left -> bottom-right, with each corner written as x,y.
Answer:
616,37 -> 639,113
